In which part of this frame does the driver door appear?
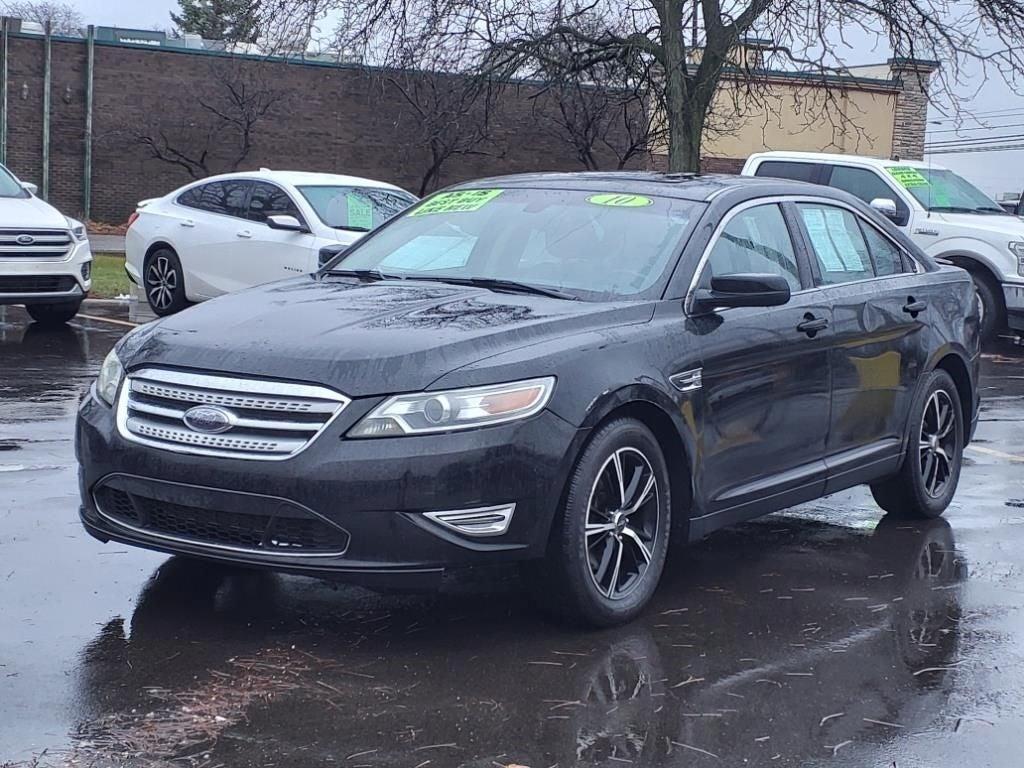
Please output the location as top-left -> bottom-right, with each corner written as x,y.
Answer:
689,202 -> 833,523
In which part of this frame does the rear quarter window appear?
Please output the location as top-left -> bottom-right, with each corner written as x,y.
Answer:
754,161 -> 822,184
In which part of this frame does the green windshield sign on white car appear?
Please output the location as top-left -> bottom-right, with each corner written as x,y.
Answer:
742,151 -> 1024,341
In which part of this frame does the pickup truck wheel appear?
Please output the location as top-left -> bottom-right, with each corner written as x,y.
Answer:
527,418 -> 671,627
871,370 -> 963,519
968,269 -> 1004,343
26,299 -> 82,326
144,248 -> 190,316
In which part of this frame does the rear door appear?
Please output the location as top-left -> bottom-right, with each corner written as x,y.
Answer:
238,181 -> 318,283
177,180 -> 253,297
791,200 -> 930,490
689,201 -> 833,523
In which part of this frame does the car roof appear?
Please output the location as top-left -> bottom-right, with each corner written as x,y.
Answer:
747,150 -> 946,171
452,171 -> 825,202
181,169 -> 412,193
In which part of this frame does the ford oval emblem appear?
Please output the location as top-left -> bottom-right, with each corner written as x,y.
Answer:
183,405 -> 234,434
16,234 -> 35,245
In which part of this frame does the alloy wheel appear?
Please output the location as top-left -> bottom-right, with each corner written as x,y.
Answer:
146,255 -> 178,310
585,447 -> 660,600
919,390 -> 957,498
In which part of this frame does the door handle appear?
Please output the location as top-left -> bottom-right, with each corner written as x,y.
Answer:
797,314 -> 829,336
236,230 -> 253,239
903,297 -> 927,316
179,219 -> 195,228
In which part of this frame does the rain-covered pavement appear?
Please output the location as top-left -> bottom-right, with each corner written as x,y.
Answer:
2,302 -> 1023,768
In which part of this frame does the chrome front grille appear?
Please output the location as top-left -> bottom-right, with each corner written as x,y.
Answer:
0,228 -> 73,260
116,368 -> 349,460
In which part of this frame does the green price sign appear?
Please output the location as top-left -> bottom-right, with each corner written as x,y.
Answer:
587,193 -> 654,208
886,167 -> 930,188
410,189 -> 503,216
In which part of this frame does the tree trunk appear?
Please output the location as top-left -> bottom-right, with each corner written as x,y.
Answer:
659,0 -> 704,173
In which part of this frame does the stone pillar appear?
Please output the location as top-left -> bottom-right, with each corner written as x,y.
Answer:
889,57 -> 939,160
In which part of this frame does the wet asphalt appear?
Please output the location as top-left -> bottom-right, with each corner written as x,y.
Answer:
1,303 -> 1023,768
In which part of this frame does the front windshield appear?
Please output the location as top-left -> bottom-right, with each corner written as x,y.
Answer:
327,187 -> 699,300
0,165 -> 28,198
297,185 -> 417,231
887,166 -> 1006,214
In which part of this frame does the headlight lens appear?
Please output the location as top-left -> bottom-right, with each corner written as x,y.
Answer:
349,377 -> 555,437
1011,241 -> 1024,276
96,349 -> 124,405
66,217 -> 87,242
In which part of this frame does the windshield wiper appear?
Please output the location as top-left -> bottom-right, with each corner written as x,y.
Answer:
409,275 -> 577,300
975,206 -> 1011,214
332,225 -> 372,233
326,268 -> 405,282
928,205 -> 982,214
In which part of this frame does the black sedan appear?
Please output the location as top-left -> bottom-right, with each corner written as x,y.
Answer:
76,173 -> 980,626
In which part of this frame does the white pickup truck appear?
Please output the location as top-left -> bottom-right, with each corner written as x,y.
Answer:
743,151 -> 1024,341
0,163 -> 92,325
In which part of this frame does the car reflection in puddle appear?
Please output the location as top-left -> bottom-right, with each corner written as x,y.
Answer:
64,515 -> 962,767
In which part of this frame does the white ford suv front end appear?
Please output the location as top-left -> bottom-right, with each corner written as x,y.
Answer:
0,164 -> 91,325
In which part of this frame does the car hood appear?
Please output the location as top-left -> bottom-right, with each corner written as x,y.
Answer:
931,211 -> 1024,238
0,195 -> 69,229
120,277 -> 655,397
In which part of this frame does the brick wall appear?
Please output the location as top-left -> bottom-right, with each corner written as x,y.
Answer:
3,37 -> 639,222
890,59 -> 938,161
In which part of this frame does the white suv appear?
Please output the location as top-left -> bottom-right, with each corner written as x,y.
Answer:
0,163 -> 92,325
125,170 -> 417,315
743,151 -> 1024,341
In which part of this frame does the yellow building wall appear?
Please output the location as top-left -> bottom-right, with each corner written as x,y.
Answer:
684,80 -> 898,160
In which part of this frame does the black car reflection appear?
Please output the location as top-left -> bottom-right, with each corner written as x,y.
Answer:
68,515 -> 963,767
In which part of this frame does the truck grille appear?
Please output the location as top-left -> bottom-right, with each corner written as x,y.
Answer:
0,275 -> 77,293
0,228 -> 73,259
116,368 -> 350,460
94,485 -> 350,555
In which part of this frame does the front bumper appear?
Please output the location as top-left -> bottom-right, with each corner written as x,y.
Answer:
1005,281 -> 1024,332
0,239 -> 92,305
76,389 -> 580,584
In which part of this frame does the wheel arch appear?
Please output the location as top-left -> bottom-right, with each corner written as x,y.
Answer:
572,385 -> 697,544
932,351 -> 975,445
143,241 -> 189,300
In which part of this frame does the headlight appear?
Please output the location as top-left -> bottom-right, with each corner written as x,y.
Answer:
66,217 -> 87,242
349,377 -> 555,437
96,349 -> 124,406
1011,241 -> 1024,276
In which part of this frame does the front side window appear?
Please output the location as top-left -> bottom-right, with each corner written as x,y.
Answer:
298,186 -> 416,232
828,166 -> 907,220
247,182 -> 302,223
797,204 -> 874,285
330,188 -> 699,300
180,181 -> 250,218
703,204 -> 802,292
885,166 -> 1007,215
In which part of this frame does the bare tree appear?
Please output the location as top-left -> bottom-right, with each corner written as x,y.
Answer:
1,0 -> 82,35
331,0 -> 1024,172
128,61 -> 285,178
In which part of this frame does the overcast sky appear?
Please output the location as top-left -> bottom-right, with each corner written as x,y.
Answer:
67,0 -> 1024,198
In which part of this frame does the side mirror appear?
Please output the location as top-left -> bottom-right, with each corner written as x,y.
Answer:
692,273 -> 791,312
318,243 -> 347,268
266,214 -> 309,233
870,197 -> 906,225
21,181 -> 37,196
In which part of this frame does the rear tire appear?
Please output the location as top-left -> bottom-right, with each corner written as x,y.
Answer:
968,268 -> 1003,343
870,369 -> 963,519
144,248 -> 190,316
527,418 -> 671,627
26,299 -> 82,326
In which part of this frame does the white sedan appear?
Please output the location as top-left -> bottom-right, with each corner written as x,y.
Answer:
125,169 -> 417,315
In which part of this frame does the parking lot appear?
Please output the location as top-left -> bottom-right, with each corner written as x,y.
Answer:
0,302 -> 1021,767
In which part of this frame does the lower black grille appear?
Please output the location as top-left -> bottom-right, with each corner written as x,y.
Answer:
95,486 -> 348,554
0,275 -> 77,294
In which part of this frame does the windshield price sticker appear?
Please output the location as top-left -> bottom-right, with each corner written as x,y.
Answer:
587,193 -> 654,207
410,189 -> 503,216
887,167 -> 930,188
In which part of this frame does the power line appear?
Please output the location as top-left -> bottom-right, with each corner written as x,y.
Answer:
926,143 -> 1024,155
928,120 -> 1024,135
926,132 -> 1024,149
928,106 -> 1024,124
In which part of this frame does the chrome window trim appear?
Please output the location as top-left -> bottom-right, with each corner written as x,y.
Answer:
116,368 -> 350,461
684,195 -> 923,315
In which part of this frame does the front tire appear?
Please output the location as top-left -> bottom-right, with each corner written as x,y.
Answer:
26,299 -> 82,326
144,248 -> 190,316
871,370 -> 963,519
969,268 -> 1004,343
528,418 -> 671,627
